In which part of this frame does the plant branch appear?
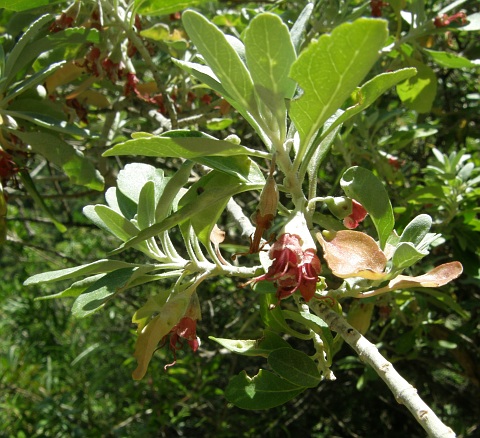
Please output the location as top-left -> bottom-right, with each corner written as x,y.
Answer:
308,301 -> 457,438
102,0 -> 178,128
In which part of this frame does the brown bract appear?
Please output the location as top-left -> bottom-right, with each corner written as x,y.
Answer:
316,230 -> 387,279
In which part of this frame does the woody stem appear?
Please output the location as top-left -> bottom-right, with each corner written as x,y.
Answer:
308,301 -> 456,438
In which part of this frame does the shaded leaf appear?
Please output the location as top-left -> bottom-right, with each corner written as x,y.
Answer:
425,49 -> 479,69
15,131 -> 103,191
225,369 -> 305,410
72,267 -> 141,318
268,348 -> 322,388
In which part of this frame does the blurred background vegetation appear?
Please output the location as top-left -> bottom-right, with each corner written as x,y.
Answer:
0,0 -> 479,436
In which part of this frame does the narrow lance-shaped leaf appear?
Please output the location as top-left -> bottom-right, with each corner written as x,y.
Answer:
110,176 -> 264,255
290,18 -> 388,162
182,10 -> 256,112
15,131 -> 103,191
3,14 -> 52,81
72,267 -> 141,318
103,135 -> 255,159
24,259 -> 144,285
244,12 -> 296,139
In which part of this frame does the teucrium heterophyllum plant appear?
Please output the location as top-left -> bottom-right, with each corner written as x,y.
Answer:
24,7 -> 463,437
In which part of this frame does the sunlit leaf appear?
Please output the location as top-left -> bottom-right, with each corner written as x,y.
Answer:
210,330 -> 291,357
372,262 -> 463,294
135,0 -> 208,16
290,18 -> 388,160
396,58 -> 437,113
132,289 -> 193,380
182,10 -> 256,112
316,230 -> 387,279
24,260 -> 143,285
340,166 -> 394,249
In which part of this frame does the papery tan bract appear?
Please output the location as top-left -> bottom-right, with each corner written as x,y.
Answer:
316,230 -> 387,279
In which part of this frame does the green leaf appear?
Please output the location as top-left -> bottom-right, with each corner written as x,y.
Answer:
179,165 -> 263,247
245,12 -> 296,104
14,131 -> 103,191
0,61 -> 66,104
268,348 -> 322,388
111,167 -> 264,254
210,330 -> 291,357
7,111 -> 89,137
35,274 -> 106,301
172,59 -> 229,98
424,49 -> 479,69
103,135 -> 254,159
290,3 -> 314,53
182,10 -> 256,112
396,58 -> 437,113
87,205 -> 139,241
311,68 -> 417,149
24,260 -> 142,285
0,0 -> 58,11
195,155 -> 255,181
137,181 -> 157,230
3,14 -> 52,81
399,214 -> 432,246
340,166 -> 394,249
290,18 -> 388,159
259,293 -> 291,332
206,118 -> 233,130
225,369 -> 305,410
72,268 -> 139,318
135,0 -> 208,16
156,161 -> 193,222
117,163 -> 165,206
391,242 -> 428,270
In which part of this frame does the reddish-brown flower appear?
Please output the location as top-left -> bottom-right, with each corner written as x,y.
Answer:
163,316 -> 199,369
434,12 -> 467,28
343,200 -> 368,229
252,233 -> 321,302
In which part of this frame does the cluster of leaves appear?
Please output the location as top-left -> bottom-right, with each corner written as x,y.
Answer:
1,0 -> 479,436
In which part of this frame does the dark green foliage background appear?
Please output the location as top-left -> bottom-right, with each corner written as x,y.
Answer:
1,1 -> 479,437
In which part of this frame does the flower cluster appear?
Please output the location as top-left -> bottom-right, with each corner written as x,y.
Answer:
252,233 -> 321,302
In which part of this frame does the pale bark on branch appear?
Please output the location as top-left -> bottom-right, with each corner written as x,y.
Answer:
309,301 -> 456,438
